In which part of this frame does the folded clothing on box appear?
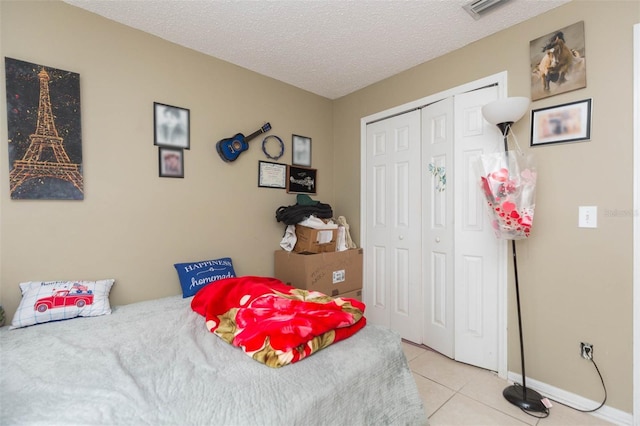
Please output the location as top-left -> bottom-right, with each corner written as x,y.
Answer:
275,195 -> 333,225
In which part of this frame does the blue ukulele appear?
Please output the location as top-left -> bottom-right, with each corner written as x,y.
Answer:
216,123 -> 271,162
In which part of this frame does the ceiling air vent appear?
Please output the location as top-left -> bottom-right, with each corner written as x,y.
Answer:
462,0 -> 510,20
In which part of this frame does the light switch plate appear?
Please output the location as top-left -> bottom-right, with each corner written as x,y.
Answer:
578,206 -> 597,228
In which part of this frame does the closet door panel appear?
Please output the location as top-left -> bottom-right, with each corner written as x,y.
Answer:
365,110 -> 422,343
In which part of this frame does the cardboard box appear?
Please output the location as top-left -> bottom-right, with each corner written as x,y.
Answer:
293,225 -> 337,254
337,288 -> 362,302
274,249 -> 363,297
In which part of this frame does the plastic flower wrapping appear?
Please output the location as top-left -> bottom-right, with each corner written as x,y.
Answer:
476,151 -> 537,240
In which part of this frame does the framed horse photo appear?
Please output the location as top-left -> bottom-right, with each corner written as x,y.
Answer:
530,21 -> 586,101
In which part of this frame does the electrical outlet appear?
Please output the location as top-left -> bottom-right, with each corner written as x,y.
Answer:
580,342 -> 593,360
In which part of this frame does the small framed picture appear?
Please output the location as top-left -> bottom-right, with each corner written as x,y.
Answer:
292,134 -> 312,167
258,161 -> 287,189
159,147 -> 184,178
531,99 -> 592,146
287,165 -> 317,194
154,102 -> 190,149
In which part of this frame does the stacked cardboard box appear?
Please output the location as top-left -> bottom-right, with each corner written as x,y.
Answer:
274,248 -> 363,300
293,224 -> 337,253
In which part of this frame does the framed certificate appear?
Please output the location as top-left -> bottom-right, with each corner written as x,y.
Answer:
258,161 -> 287,189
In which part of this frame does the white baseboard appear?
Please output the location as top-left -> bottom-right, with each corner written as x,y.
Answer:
507,372 -> 633,425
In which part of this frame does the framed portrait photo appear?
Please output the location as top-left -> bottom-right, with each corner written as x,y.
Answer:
159,147 -> 184,178
154,102 -> 190,149
292,134 -> 311,167
531,99 -> 592,146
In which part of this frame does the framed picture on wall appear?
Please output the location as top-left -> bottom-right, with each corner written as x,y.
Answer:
292,134 -> 312,167
5,57 -> 84,200
530,99 -> 592,146
258,161 -> 287,189
530,21 -> 586,101
159,147 -> 184,178
154,102 -> 190,149
287,165 -> 316,194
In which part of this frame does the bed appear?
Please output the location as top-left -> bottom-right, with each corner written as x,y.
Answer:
0,277 -> 427,425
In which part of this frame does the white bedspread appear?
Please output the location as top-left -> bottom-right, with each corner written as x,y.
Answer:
1,295 -> 427,425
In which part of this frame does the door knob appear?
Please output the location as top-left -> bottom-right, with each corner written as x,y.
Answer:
399,235 -> 404,240
435,237 -> 441,243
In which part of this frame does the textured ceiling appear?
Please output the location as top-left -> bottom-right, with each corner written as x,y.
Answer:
62,0 -> 569,99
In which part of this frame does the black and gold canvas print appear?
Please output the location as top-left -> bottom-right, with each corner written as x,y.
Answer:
5,57 -> 83,200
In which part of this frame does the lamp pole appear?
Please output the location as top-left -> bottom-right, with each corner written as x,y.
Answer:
481,97 -> 546,413
499,123 -> 547,413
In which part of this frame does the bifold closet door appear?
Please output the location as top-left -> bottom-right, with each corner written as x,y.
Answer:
422,97 -> 455,358
364,109 -> 423,343
452,86 -> 501,371
364,85 -> 503,371
422,86 -> 501,371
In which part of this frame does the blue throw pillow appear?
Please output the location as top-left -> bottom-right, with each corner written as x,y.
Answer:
174,257 -> 236,298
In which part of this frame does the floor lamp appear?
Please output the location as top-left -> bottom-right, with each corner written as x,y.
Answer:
482,97 -> 547,413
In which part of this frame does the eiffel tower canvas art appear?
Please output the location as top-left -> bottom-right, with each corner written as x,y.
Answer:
5,57 -> 83,200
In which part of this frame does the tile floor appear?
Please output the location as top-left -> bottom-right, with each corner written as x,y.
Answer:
402,341 -> 614,425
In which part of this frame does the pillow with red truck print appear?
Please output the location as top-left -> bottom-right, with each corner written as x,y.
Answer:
9,279 -> 115,329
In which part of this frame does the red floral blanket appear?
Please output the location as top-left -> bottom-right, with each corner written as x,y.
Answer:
191,276 -> 366,367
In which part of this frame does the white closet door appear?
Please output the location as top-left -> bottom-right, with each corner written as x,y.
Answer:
421,87 -> 501,370
363,81 -> 505,372
422,97 -> 455,357
453,86 -> 501,371
364,110 -> 423,343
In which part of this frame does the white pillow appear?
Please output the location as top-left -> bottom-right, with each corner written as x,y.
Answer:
10,279 -> 115,329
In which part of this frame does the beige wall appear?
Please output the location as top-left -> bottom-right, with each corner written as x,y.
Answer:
0,2 -> 334,315
333,1 -> 638,414
1,0 -> 637,416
